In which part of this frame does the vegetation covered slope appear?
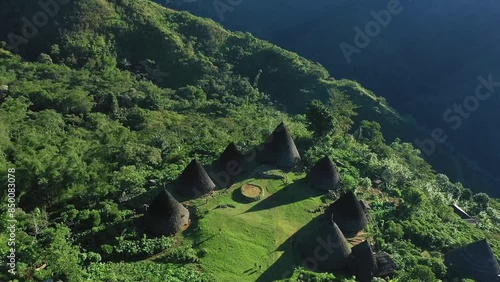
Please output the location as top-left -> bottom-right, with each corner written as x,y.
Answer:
162,0 -> 500,197
0,0 -> 499,281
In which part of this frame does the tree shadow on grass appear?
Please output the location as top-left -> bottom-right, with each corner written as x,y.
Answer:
231,185 -> 250,203
244,178 -> 324,213
246,269 -> 259,276
243,267 -> 254,273
255,215 -> 351,281
255,216 -> 322,282
192,234 -> 218,248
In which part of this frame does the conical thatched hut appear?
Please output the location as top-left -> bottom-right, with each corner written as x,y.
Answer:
258,122 -> 301,168
359,200 -> 371,214
210,143 -> 245,187
176,159 -> 216,198
308,156 -> 341,191
324,191 -> 368,237
143,189 -> 190,236
445,239 -> 500,282
374,252 -> 397,277
348,240 -> 377,282
299,218 -> 352,271
450,204 -> 472,219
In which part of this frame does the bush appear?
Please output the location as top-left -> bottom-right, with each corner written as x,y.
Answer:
37,53 -> 53,64
359,177 -> 372,189
387,221 -> 404,241
399,265 -> 436,281
341,174 -> 358,192
199,248 -> 209,258
288,267 -> 339,282
473,193 -> 490,210
112,235 -> 175,259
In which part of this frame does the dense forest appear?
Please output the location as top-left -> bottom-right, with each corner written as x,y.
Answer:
161,0 -> 500,198
0,0 -> 499,281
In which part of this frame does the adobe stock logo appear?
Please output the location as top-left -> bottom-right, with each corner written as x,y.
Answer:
213,0 -> 242,21
6,0 -> 70,52
340,0 -> 404,64
415,74 -> 500,156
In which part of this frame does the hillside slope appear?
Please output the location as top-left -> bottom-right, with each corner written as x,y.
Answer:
161,0 -> 500,197
0,1 -> 499,282
4,0 -> 500,197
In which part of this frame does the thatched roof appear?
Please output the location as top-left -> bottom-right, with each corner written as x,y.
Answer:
445,239 -> 500,282
258,122 -> 301,168
308,156 -> 341,191
348,240 -> 377,282
359,200 -> 371,214
324,191 -> 368,237
210,142 -> 245,187
374,252 -> 397,277
299,219 -> 352,271
450,204 -> 472,219
143,189 -> 189,236
175,159 -> 215,198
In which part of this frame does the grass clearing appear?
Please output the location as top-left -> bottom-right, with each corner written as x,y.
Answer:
182,168 -> 328,281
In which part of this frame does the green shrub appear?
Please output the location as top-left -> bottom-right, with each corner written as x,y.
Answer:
341,174 -> 358,192
387,221 -> 404,241
37,53 -> 53,64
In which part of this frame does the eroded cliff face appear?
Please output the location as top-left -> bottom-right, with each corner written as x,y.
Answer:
162,0 -> 500,194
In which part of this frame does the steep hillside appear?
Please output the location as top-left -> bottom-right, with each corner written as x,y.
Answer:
5,0 -> 500,196
161,0 -> 500,197
0,0 -> 499,281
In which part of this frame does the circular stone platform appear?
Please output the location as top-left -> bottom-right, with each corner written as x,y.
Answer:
240,183 -> 265,202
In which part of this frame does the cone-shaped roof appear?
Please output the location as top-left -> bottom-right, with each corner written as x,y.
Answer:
258,122 -> 301,168
143,189 -> 190,236
445,239 -> 500,282
308,156 -> 341,191
299,219 -> 352,271
349,241 -> 377,282
374,252 -> 397,277
176,159 -> 215,198
324,191 -> 368,237
450,204 -> 472,219
359,200 -> 371,214
211,143 -> 245,183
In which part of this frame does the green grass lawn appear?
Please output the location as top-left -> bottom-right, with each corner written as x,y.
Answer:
183,168 -> 329,282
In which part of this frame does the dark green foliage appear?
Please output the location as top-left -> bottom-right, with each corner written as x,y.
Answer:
306,100 -> 337,138
386,221 -> 404,241
86,262 -> 209,282
306,91 -> 356,139
473,193 -> 490,210
36,53 -> 53,64
399,265 -> 437,282
405,188 -> 425,208
109,235 -> 197,263
354,120 -> 387,155
286,267 -> 340,281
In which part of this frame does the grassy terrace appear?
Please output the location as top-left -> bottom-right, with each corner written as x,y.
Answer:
181,167 -> 357,281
